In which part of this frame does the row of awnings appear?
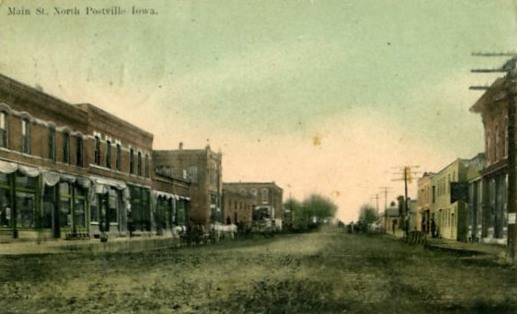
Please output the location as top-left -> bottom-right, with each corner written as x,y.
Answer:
152,190 -> 190,201
0,159 -> 190,201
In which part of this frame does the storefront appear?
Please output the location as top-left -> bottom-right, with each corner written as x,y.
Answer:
152,191 -> 190,235
0,160 -> 91,239
90,176 -> 130,236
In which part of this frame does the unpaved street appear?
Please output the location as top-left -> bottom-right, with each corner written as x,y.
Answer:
1,228 -> 516,313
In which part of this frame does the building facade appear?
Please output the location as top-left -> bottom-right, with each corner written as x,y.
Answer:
0,73 -> 190,240
430,159 -> 470,241
222,182 -> 283,226
153,145 -> 222,227
471,78 -> 510,244
417,172 -> 435,235
221,187 -> 254,229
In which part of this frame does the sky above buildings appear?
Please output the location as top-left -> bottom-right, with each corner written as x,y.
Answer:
1,0 -> 517,222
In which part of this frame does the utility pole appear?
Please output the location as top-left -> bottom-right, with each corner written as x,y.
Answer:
392,166 -> 420,237
379,186 -> 391,211
471,52 -> 517,262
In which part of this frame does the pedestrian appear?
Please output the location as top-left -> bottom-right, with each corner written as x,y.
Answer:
431,218 -> 437,238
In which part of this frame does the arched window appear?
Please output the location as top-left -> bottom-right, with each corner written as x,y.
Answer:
63,131 -> 70,164
0,111 -> 8,148
21,117 -> 31,154
504,115 -> 508,158
94,136 -> 101,165
261,188 -> 268,204
129,148 -> 134,174
495,124 -> 500,161
48,125 -> 56,161
137,151 -> 142,176
105,140 -> 112,168
144,154 -> 150,177
116,143 -> 121,171
76,135 -> 83,167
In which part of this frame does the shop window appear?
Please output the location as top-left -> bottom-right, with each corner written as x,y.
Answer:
74,185 -> 87,229
22,118 -> 31,154
176,200 -> 186,225
42,186 -> 55,229
108,188 -> 120,223
0,189 -> 12,227
0,112 -> 8,148
16,192 -> 34,228
16,173 -> 37,229
59,182 -> 72,228
129,185 -> 150,231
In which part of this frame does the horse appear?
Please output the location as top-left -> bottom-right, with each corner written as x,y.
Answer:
210,223 -> 237,242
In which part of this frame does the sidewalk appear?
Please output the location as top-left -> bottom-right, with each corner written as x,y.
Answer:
384,230 -> 508,259
425,237 -> 507,258
0,235 -> 181,255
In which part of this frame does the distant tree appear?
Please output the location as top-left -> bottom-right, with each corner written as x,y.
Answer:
359,204 -> 378,224
284,197 -> 303,222
302,194 -> 338,223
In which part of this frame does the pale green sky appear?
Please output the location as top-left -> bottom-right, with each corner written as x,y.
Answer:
1,0 -> 517,222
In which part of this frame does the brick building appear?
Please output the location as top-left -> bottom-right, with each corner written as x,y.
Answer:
222,182 -> 283,226
0,73 -> 190,240
417,172 -> 435,235
471,78 -> 510,244
153,145 -> 222,227
221,187 -> 254,228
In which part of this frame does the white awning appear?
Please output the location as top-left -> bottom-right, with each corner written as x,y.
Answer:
91,176 -> 127,190
0,160 -> 18,174
152,190 -> 176,200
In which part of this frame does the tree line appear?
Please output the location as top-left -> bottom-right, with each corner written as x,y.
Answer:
283,194 -> 338,231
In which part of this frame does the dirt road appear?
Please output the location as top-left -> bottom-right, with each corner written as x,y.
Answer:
1,227 -> 516,313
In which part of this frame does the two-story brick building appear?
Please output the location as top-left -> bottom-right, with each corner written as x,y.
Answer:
0,73 -> 190,240
221,186 -> 254,229
222,182 -> 283,228
471,78 -> 510,244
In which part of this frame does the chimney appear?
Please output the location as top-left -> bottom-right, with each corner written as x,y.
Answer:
179,142 -> 183,150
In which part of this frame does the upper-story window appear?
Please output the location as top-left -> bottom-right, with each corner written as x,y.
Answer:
116,144 -> 121,171
0,112 -> 8,148
129,148 -> 134,174
94,136 -> 101,165
137,151 -> 142,176
486,129 -> 492,164
48,127 -> 56,161
63,132 -> 70,164
144,154 -> 149,178
21,118 -> 31,154
261,188 -> 268,204
504,116 -> 508,158
76,136 -> 83,167
495,124 -> 500,161
106,140 -> 112,168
